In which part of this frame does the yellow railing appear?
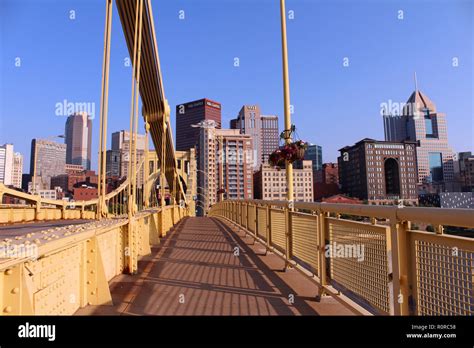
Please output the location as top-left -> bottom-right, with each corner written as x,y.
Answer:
0,158 -> 165,223
209,200 -> 474,316
0,205 -> 187,315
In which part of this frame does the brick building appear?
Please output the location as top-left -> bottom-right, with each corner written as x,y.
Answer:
338,138 -> 418,204
314,162 -> 340,201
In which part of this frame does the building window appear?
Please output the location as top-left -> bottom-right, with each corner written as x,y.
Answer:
384,158 -> 400,195
425,114 -> 436,138
428,152 -> 443,182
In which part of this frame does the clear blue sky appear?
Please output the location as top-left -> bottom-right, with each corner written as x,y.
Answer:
1,0 -> 472,172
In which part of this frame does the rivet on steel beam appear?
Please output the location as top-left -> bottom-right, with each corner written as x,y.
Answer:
5,269 -> 13,275
11,288 -> 19,294
91,291 -> 96,295
3,306 -> 12,313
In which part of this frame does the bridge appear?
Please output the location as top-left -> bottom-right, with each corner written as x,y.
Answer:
0,0 -> 473,317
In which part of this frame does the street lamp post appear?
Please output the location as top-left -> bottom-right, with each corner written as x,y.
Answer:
280,0 -> 294,205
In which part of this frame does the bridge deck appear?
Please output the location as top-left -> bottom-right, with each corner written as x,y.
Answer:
0,220 -> 90,239
76,217 -> 353,315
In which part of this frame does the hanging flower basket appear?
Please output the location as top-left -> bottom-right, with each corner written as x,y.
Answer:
280,140 -> 308,163
281,144 -> 297,162
293,140 -> 308,160
269,126 -> 308,167
268,149 -> 285,167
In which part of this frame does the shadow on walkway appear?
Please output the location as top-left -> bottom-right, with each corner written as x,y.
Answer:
76,217 -> 353,316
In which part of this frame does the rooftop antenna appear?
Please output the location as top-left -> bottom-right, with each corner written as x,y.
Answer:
414,71 -> 418,93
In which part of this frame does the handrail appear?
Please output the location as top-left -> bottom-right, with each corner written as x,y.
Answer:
210,199 -> 474,316
227,199 -> 474,228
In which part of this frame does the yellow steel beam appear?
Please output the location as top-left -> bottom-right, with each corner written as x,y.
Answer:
116,0 -> 186,205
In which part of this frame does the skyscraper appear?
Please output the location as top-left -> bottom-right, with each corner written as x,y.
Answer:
105,150 -> 121,178
30,139 -> 66,190
261,115 -> 279,163
65,112 -> 92,170
196,120 -> 253,216
383,89 -> 455,192
304,144 -> 323,173
111,130 -> 146,152
230,105 -> 261,170
0,144 -> 14,186
12,152 -> 23,189
110,130 -> 146,185
176,98 -> 222,151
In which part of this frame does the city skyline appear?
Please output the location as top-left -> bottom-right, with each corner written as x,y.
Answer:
1,0 -> 472,172
0,0 -> 472,328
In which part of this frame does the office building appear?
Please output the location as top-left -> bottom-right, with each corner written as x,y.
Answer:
12,152 -> 23,188
106,150 -> 121,178
261,115 -> 279,163
314,162 -> 340,200
119,141 -> 144,186
254,160 -> 313,202
73,185 -> 98,201
111,130 -> 146,152
304,144 -> 323,173
21,174 -> 31,192
51,170 -> 98,197
176,98 -> 221,151
30,139 -> 67,191
37,187 -> 64,200
65,164 -> 84,174
176,149 -> 197,215
65,112 -> 92,170
315,163 -> 339,184
458,152 -> 474,192
383,89 -> 455,192
111,130 -> 146,185
338,138 -> 418,204
230,105 -> 262,170
0,145 -> 23,189
196,120 -> 253,215
0,144 -> 14,186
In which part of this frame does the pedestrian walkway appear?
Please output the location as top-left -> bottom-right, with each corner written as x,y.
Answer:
76,217 -> 353,315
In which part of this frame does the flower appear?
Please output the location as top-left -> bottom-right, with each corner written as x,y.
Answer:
294,140 -> 308,149
269,149 -> 285,167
